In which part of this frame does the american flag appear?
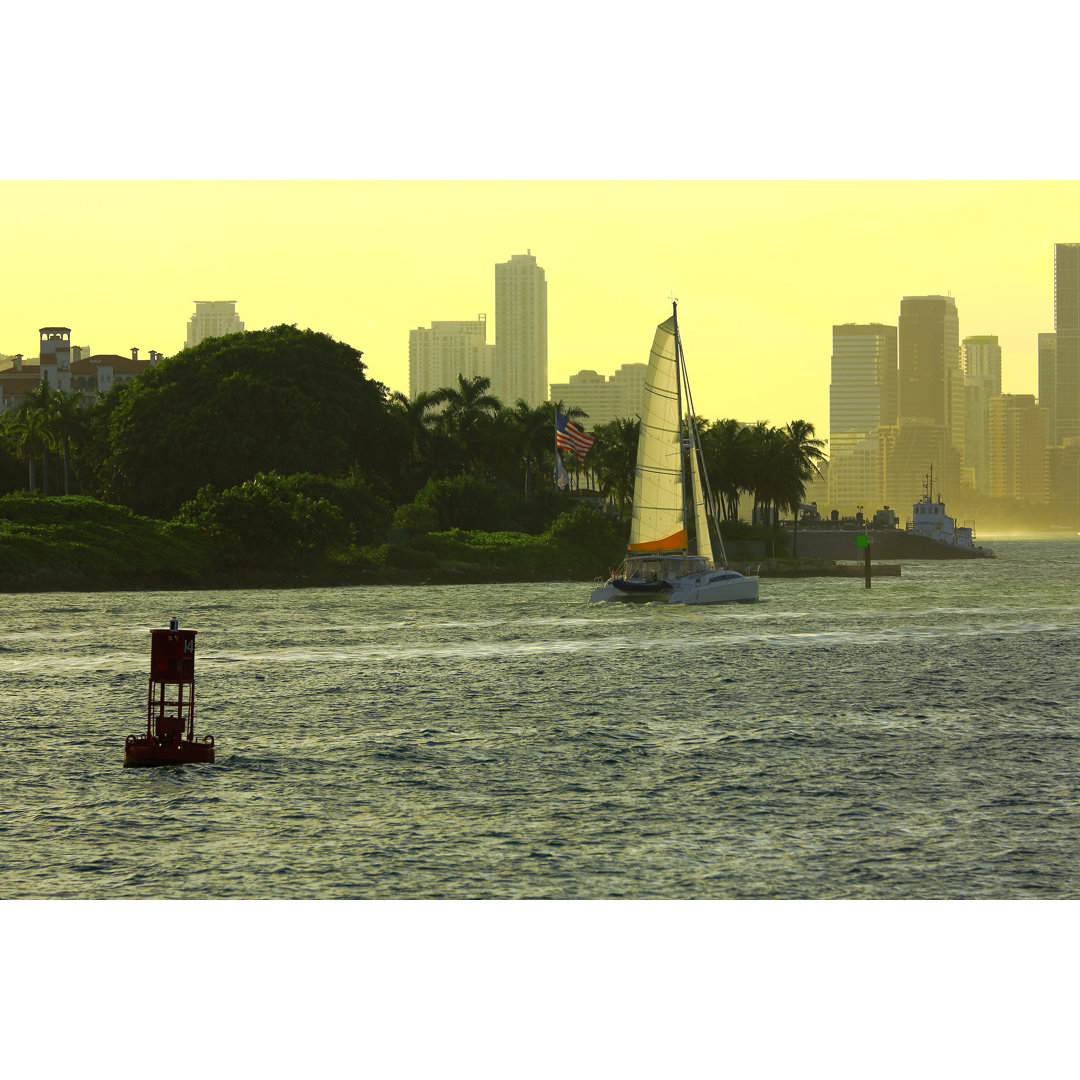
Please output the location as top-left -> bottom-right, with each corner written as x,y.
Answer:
556,411 -> 594,463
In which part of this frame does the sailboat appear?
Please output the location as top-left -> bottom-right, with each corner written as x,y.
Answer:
590,303 -> 759,605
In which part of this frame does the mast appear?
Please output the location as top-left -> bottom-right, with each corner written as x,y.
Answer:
675,304 -> 729,569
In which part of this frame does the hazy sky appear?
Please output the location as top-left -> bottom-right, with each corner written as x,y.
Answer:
3,180 -> 1078,443
6,4 -> 1080,451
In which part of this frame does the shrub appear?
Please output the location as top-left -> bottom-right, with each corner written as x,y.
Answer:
392,502 -> 439,532
413,474 -> 499,531
175,472 -> 344,570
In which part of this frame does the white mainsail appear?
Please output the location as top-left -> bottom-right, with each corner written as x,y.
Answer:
628,317 -> 687,553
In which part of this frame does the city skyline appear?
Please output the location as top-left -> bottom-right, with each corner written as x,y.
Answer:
3,181 -> 1080,444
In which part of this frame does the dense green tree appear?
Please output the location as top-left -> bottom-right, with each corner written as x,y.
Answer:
90,325 -> 397,518
411,474 -> 501,531
175,471 -> 344,570
278,472 -> 392,545
545,503 -> 628,566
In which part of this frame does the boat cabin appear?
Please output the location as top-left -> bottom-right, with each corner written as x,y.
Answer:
623,554 -> 712,582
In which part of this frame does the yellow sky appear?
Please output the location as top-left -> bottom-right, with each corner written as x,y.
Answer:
3,180 -> 1078,445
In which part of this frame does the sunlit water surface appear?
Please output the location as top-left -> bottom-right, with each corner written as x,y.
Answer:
3,539 -> 1079,898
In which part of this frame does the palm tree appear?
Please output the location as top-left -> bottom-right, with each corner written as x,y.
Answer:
11,406 -> 51,493
473,406 -> 524,487
783,419 -> 826,557
508,399 -> 555,498
591,416 -> 639,513
744,421 -> 786,526
428,375 -> 502,474
388,389 -> 440,477
46,390 -> 90,495
699,418 -> 753,522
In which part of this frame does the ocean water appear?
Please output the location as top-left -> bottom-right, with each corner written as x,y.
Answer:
3,538 -> 1080,899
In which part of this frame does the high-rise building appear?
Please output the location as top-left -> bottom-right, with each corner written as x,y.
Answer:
880,419 -> 962,512
549,363 -> 647,428
896,295 -> 963,501
898,295 -> 962,436
409,316 -> 493,400
963,374 -> 996,494
962,334 -> 1003,495
827,323 -> 897,513
493,252 -> 547,408
988,394 -> 1049,503
1038,332 -> 1057,437
829,323 -> 898,453
1048,243 -> 1080,444
828,431 -> 885,516
1047,437 -> 1080,520
963,335 -> 1001,389
185,301 -> 244,350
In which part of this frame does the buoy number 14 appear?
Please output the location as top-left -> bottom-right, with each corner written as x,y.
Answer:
183,639 -> 195,654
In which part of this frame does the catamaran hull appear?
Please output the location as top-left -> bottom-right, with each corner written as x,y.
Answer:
590,575 -> 759,605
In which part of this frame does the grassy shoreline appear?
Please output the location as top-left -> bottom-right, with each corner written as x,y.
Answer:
0,493 -> 882,594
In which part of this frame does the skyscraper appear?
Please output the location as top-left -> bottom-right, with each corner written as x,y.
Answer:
827,323 -> 897,513
1049,243 -> 1080,444
185,301 -> 244,350
988,394 -> 1049,503
829,323 -> 898,453
963,334 -> 1001,389
962,334 -> 1002,495
898,295 -> 962,435
1038,332 -> 1057,437
409,315 -> 492,399
493,252 -> 547,408
895,295 -> 963,502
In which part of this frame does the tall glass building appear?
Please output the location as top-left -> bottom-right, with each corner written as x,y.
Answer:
1051,243 -> 1080,444
827,323 -> 897,512
493,252 -> 548,408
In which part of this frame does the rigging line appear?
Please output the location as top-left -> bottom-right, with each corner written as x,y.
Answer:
676,316 -> 729,569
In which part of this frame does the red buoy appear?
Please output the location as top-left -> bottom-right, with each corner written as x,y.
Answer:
123,618 -> 215,767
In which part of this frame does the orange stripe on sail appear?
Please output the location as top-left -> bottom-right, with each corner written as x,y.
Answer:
628,529 -> 688,552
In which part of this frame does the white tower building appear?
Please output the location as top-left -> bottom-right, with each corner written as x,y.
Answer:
493,252 -> 547,408
185,301 -> 244,349
409,315 -> 493,399
550,363 -> 647,428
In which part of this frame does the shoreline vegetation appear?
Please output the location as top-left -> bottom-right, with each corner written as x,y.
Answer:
0,491 -> 901,594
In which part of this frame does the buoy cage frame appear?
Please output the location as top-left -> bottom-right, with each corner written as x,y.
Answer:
123,625 -> 215,768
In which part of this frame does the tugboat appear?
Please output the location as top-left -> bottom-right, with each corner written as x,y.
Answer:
124,618 -> 215,767
907,468 -> 993,556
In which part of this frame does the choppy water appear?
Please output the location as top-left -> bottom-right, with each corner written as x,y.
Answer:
3,539 -> 1080,899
